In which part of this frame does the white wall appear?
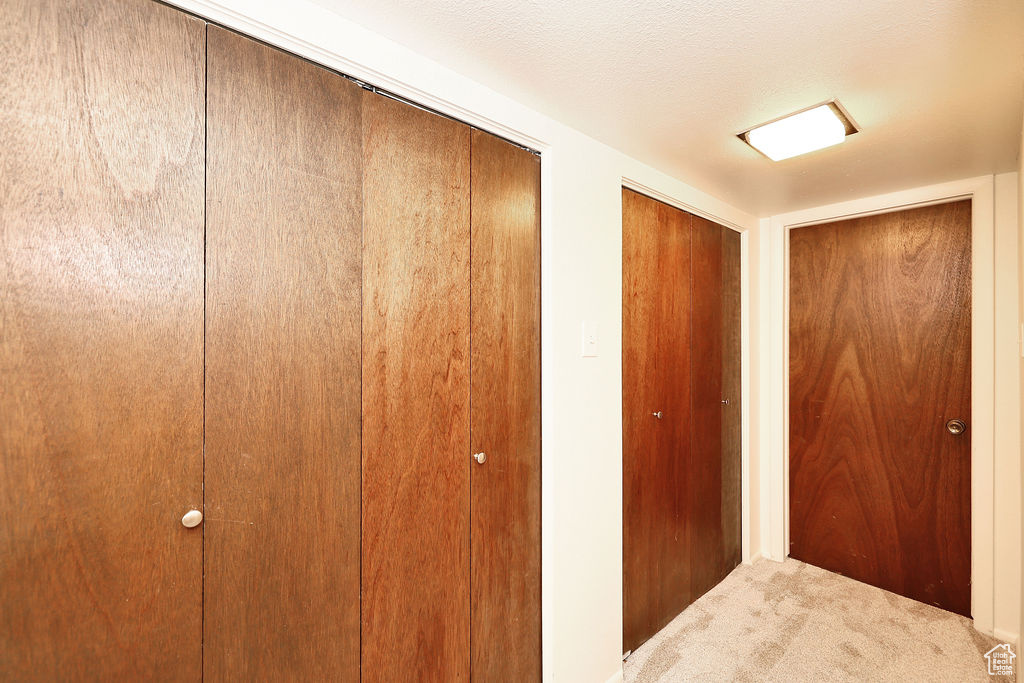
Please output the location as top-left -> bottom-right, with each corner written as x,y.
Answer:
1015,109 -> 1024,651
1018,111 -> 1024,650
754,218 -> 773,561
167,2 -> 760,682
994,171 -> 1021,645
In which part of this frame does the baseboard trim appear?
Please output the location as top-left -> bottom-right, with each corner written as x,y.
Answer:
743,552 -> 763,565
605,667 -> 624,683
991,627 -> 1019,646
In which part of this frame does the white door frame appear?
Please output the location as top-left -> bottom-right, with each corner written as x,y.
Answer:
765,175 -> 996,635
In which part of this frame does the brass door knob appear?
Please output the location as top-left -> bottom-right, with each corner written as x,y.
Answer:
946,419 -> 967,435
652,411 -> 663,419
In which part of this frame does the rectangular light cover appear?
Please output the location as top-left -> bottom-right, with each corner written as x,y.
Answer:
745,104 -> 848,161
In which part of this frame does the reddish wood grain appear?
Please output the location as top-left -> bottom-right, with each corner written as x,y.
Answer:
361,91 -> 472,681
721,227 -> 743,571
0,0 -> 205,677
789,200 -> 972,616
622,189 -> 693,653
623,193 -> 743,652
689,215 -> 725,600
469,129 -> 542,681
205,26 -> 363,679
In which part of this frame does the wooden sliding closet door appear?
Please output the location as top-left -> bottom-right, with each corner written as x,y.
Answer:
361,93 -> 472,680
689,218 -> 741,597
789,201 -> 971,616
622,189 -> 693,653
205,27 -> 362,679
689,217 -> 724,598
470,131 -> 542,680
622,193 -> 742,653
721,229 -> 742,571
0,0 -> 205,678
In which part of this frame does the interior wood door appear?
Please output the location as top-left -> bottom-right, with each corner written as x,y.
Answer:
622,189 -> 693,653
361,92 -> 472,680
789,200 -> 972,616
721,228 -> 743,571
689,217 -> 725,599
469,130 -> 542,680
205,26 -> 363,679
688,220 -> 743,597
0,0 -> 205,678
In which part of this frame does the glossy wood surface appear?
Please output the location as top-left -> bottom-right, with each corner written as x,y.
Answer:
721,228 -> 742,570
689,216 -> 725,599
205,26 -> 362,678
622,189 -> 693,653
469,130 -> 542,680
789,200 -> 972,615
0,0 -> 205,677
361,92 -> 472,680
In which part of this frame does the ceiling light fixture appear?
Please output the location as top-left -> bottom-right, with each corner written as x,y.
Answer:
740,100 -> 858,161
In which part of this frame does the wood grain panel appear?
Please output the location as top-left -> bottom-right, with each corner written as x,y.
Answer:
789,200 -> 972,615
205,26 -> 362,679
689,216 -> 725,599
361,92 -> 471,681
469,130 -> 541,680
721,227 -> 742,571
0,0 -> 205,678
622,189 -> 693,653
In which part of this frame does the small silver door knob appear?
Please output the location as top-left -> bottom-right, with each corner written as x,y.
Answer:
472,452 -> 486,464
946,419 -> 967,435
652,411 -> 663,419
181,509 -> 203,528
721,399 -> 730,405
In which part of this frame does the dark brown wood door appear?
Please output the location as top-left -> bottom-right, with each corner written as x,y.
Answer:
361,92 -> 472,681
689,219 -> 743,599
469,130 -> 542,680
205,26 -> 362,679
689,217 -> 724,599
622,189 -> 693,653
789,200 -> 972,616
623,193 -> 742,653
0,0 -> 205,678
721,228 -> 742,571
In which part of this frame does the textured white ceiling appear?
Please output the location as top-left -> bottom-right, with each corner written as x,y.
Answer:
312,0 -> 1024,214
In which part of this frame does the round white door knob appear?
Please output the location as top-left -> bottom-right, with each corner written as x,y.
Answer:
472,452 -> 486,464
181,509 -> 203,528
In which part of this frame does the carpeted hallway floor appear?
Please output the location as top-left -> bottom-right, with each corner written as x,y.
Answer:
624,558 -> 1013,682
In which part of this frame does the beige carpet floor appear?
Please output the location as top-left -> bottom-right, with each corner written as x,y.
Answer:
624,558 -> 1014,682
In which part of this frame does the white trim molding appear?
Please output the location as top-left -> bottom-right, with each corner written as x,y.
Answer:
765,175 -> 998,635
620,179 -> 748,233
165,0 -> 551,153
744,552 -> 765,566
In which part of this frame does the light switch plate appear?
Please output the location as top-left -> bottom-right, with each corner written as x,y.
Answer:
582,320 -> 599,357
